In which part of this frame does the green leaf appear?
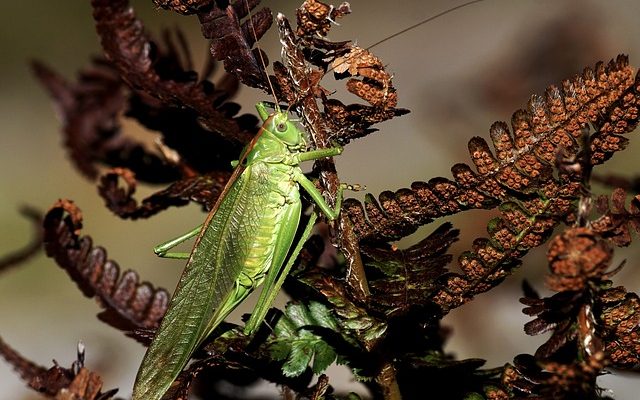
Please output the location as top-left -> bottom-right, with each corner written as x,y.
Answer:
311,341 -> 337,374
283,340 -> 314,377
267,301 -> 339,377
309,300 -> 340,330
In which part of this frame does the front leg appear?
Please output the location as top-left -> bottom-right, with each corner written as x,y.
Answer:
295,145 -> 343,163
153,224 -> 203,259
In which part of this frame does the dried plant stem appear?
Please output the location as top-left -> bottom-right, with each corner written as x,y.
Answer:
375,361 -> 401,400
276,13 -> 370,300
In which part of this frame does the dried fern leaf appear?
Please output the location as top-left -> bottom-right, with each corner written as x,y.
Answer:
346,55 -> 638,243
198,0 -> 274,91
591,187 -> 640,246
43,200 -> 169,336
92,0 -> 256,144
98,168 -> 230,219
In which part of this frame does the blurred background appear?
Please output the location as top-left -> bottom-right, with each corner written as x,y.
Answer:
2,0 -> 640,398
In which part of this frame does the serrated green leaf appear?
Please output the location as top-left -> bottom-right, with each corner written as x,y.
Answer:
269,340 -> 290,361
463,393 -> 484,400
309,301 -> 339,330
285,302 -> 310,327
267,301 -> 341,377
282,340 -> 314,377
273,310 -> 298,338
311,341 -> 337,374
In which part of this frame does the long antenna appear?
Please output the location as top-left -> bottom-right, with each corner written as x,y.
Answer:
244,0 -> 281,112
325,0 -> 487,75
245,0 -> 487,104
365,0 -> 487,51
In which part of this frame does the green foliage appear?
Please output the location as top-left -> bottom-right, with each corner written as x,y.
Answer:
269,301 -> 339,377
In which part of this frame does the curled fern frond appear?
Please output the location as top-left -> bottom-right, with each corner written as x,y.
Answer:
32,59 -> 178,182
98,168 -> 230,219
296,0 -> 351,41
43,200 -> 169,337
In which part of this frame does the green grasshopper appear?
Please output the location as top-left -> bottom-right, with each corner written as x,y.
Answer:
131,0 -> 488,396
132,101 -> 351,400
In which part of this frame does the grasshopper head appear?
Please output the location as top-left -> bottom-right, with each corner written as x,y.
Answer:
266,111 -> 305,148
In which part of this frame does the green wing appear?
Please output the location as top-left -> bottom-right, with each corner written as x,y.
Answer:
132,165 -> 273,400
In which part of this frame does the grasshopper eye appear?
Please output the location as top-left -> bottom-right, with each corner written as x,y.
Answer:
276,122 -> 287,132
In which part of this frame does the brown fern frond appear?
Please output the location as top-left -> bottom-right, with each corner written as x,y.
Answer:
332,47 -> 396,108
296,0 -> 351,40
325,45 -> 410,142
345,55 -> 638,243
98,168 -> 230,219
520,284 -> 640,372
521,290 -> 584,358
0,336 -> 48,387
598,286 -> 640,370
43,200 -> 169,337
430,179 -> 580,313
520,228 -> 613,359
591,187 -> 640,246
198,0 -> 274,91
31,59 -> 179,182
545,227 -> 614,292
152,0 -> 213,15
1,338 -> 118,399
33,42 -> 246,183
503,353 -> 607,399
92,0 -> 256,144
364,223 -> 458,318
517,227 -> 640,373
